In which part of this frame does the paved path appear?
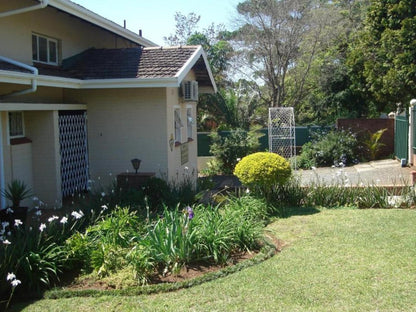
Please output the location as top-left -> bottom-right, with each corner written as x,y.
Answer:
297,159 -> 413,186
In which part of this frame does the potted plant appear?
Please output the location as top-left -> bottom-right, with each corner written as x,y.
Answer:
0,180 -> 33,222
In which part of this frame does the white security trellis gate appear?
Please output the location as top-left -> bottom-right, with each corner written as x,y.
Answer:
59,111 -> 89,197
268,107 -> 296,163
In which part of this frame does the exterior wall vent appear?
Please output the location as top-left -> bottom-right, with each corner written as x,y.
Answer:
181,81 -> 198,101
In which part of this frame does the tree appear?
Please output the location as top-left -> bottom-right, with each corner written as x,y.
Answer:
164,12 -> 201,46
348,0 -> 416,110
198,80 -> 266,130
233,0 -> 319,107
164,12 -> 234,85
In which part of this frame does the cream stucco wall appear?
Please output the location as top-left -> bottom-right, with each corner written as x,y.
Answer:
65,88 -> 169,187
0,112 -> 34,208
166,71 -> 198,185
25,111 -> 62,208
0,2 -> 139,65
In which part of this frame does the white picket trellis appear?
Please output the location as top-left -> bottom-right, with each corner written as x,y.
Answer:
268,107 -> 296,164
58,111 -> 89,197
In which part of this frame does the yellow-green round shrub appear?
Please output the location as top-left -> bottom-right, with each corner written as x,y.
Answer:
234,152 -> 291,187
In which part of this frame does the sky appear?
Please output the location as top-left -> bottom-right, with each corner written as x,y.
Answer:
73,0 -> 241,45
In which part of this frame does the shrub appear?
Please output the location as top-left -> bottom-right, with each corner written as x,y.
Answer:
297,129 -> 358,169
234,152 -> 292,189
209,127 -> 264,174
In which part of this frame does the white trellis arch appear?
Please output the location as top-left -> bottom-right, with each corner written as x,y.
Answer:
268,107 -> 296,164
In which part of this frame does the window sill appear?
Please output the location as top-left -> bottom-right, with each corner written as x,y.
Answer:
10,137 -> 32,145
187,138 -> 194,142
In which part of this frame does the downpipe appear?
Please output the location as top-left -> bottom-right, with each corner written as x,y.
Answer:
0,56 -> 38,100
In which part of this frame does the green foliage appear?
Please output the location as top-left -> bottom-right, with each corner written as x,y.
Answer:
198,82 -> 266,131
234,152 -> 292,188
209,127 -> 264,174
66,207 -> 142,276
297,129 -> 358,169
347,0 -> 416,108
361,128 -> 387,161
0,219 -> 72,298
1,180 -> 33,208
142,206 -> 196,275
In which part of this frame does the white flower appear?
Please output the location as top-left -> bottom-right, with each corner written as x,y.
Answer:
6,273 -> 16,281
6,208 -> 14,214
60,216 -> 68,224
3,239 -> 11,245
14,219 -> 23,227
35,210 -> 42,216
246,188 -> 250,194
101,205 -> 108,211
101,192 -> 106,197
311,166 -> 316,170
48,216 -> 59,223
32,196 -> 39,201
39,223 -> 46,232
71,210 -> 84,219
11,279 -> 21,287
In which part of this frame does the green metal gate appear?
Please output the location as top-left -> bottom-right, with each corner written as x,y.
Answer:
394,114 -> 408,160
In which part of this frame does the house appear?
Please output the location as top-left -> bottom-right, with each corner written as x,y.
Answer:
0,0 -> 217,209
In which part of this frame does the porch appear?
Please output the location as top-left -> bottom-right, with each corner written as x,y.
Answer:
0,103 -> 88,209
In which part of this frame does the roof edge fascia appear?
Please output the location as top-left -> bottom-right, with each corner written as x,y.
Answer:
0,70 -> 179,89
49,0 -> 157,47
175,45 -> 217,93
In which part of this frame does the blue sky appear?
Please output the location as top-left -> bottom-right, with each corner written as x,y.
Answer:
74,0 -> 241,45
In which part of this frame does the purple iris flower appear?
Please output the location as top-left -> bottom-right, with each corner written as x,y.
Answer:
186,206 -> 194,220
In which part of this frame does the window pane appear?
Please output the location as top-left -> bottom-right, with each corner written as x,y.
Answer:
32,35 -> 38,61
49,40 -> 57,63
9,112 -> 23,137
38,37 -> 47,62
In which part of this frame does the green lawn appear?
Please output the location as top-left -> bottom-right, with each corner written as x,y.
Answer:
15,208 -> 416,311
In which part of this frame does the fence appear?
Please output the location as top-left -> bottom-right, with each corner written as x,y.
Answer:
197,126 -> 331,157
394,115 -> 408,161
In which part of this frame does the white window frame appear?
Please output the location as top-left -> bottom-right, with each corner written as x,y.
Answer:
186,106 -> 193,140
174,107 -> 183,144
32,33 -> 59,65
8,111 -> 25,139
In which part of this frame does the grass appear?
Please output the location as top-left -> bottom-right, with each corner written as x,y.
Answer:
13,208 -> 416,311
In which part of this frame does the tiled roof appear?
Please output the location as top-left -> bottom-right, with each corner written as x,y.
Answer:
0,46 -> 198,80
0,46 -> 215,89
61,46 -> 198,79
0,61 -> 32,74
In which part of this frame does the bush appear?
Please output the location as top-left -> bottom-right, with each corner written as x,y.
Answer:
234,152 -> 292,189
297,129 -> 358,169
209,127 -> 264,174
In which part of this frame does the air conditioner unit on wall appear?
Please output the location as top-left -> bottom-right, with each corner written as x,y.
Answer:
181,81 -> 198,101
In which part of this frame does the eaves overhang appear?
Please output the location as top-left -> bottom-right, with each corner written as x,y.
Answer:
0,70 -> 181,89
175,46 -> 217,93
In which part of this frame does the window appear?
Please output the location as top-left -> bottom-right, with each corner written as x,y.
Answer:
9,112 -> 24,138
174,108 -> 183,144
32,33 -> 58,65
186,107 -> 193,140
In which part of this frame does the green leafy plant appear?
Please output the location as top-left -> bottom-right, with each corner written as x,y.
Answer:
362,128 -> 387,160
297,129 -> 358,169
209,127 -> 264,174
1,180 -> 33,209
234,152 -> 291,200
141,206 -> 196,275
